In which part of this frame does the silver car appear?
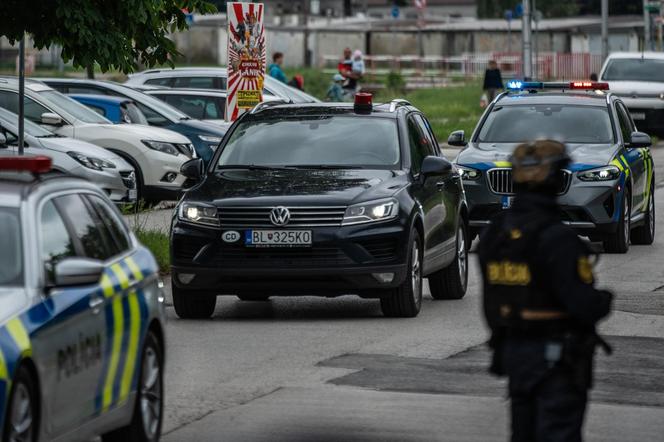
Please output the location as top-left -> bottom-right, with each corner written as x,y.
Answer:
0,159 -> 166,441
0,107 -> 137,203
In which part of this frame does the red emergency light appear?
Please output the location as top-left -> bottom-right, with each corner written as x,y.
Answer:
354,92 -> 373,113
0,155 -> 52,173
569,81 -> 609,90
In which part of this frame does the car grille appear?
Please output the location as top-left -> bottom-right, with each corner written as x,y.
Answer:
218,206 -> 347,228
120,170 -> 136,189
487,169 -> 571,195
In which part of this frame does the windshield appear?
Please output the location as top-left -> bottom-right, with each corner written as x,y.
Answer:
122,102 -> 149,124
109,83 -> 189,122
602,58 -> 664,82
0,107 -> 55,137
218,116 -> 400,168
264,78 -> 320,103
0,208 -> 23,286
38,90 -> 111,124
478,105 -> 614,144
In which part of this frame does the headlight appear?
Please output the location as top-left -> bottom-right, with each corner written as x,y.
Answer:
199,135 -> 223,144
342,199 -> 399,225
456,165 -> 481,181
142,140 -> 180,156
67,151 -> 116,170
577,166 -> 620,182
178,202 -> 219,227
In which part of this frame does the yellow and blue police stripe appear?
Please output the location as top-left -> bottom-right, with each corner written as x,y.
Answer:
0,316 -> 33,432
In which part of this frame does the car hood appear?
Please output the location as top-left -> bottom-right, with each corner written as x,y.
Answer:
38,136 -> 127,163
191,169 -> 408,206
75,123 -> 191,144
456,143 -> 619,171
603,80 -> 664,96
180,119 -> 229,136
0,288 -> 28,325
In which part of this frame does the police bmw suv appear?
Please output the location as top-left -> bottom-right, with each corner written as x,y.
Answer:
170,95 -> 469,319
451,81 -> 655,253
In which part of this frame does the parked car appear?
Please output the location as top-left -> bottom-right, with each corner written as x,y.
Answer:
0,78 -> 193,202
600,52 -> 664,135
41,78 -> 227,163
124,67 -> 321,103
0,107 -> 136,202
144,88 -> 284,126
68,94 -> 148,124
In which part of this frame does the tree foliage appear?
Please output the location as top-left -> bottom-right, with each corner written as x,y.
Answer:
0,0 -> 216,74
478,0 -> 580,19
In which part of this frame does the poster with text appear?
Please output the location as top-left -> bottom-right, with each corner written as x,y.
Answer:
226,2 -> 266,121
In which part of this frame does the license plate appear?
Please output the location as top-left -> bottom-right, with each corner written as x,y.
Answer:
631,112 -> 646,120
501,196 -> 514,209
127,189 -> 138,201
245,230 -> 312,247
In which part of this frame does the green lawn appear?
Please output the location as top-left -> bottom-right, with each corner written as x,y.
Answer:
135,229 -> 170,274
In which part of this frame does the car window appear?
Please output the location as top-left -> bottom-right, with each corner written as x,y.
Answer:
86,104 -> 107,117
407,115 -> 433,174
40,200 -> 76,280
68,86 -> 110,95
145,78 -> 174,87
173,77 -> 216,89
602,58 -> 664,82
0,91 -> 52,123
135,103 -> 169,126
414,114 -> 439,156
55,194 -> 118,261
37,90 -> 110,124
615,103 -> 634,142
0,208 -> 23,286
121,102 -> 149,124
86,194 -> 132,254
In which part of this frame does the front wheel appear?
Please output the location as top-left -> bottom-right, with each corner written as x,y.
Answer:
380,231 -> 423,318
604,189 -> 630,253
2,365 -> 38,442
429,222 -> 469,300
632,185 -> 655,245
102,331 -> 164,442
172,282 -> 217,319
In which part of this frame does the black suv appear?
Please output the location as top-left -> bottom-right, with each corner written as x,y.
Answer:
170,97 -> 469,318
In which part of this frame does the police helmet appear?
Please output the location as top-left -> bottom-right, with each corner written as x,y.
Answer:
510,140 -> 571,195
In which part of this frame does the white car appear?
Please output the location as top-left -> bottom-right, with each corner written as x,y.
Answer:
599,52 -> 664,134
0,78 -> 194,202
0,107 -> 137,203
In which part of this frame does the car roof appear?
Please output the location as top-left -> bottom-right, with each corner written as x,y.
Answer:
246,101 -> 413,119
605,52 -> 664,60
0,170 -> 94,207
129,67 -> 228,77
68,94 -> 133,104
496,92 -> 611,107
146,88 -> 227,97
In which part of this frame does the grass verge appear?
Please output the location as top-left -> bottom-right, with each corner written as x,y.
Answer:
135,229 -> 170,275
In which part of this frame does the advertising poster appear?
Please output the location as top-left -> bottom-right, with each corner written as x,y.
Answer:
226,2 -> 266,121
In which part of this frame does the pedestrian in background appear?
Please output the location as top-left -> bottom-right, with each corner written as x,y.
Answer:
326,73 -> 346,102
479,140 -> 613,442
268,52 -> 287,84
483,60 -> 503,104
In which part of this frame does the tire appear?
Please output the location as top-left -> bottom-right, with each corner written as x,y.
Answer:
237,294 -> 270,301
2,365 -> 38,442
632,184 -> 655,245
102,331 -> 163,442
429,222 -> 469,300
172,282 -> 216,319
603,189 -> 630,253
380,231 -> 423,318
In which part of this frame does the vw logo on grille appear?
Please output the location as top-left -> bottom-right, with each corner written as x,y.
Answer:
269,206 -> 290,226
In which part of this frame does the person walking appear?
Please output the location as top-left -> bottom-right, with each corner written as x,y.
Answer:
483,60 -> 503,103
326,73 -> 346,102
479,140 -> 613,442
268,52 -> 287,84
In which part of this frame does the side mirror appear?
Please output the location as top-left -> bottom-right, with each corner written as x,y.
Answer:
447,130 -> 467,147
0,133 -> 6,147
181,158 -> 204,181
628,131 -> 651,148
53,258 -> 104,287
41,112 -> 63,126
421,155 -> 453,177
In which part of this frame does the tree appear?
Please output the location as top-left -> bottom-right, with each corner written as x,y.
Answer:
0,0 -> 216,75
478,0 -> 580,19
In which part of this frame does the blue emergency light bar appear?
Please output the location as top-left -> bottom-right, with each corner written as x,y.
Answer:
506,80 -> 609,91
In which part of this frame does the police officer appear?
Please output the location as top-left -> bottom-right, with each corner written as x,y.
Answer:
479,140 -> 613,442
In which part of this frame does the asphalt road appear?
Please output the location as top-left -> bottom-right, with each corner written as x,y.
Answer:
147,147 -> 664,441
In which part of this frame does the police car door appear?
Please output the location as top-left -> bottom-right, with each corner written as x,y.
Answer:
34,197 -> 107,436
616,102 -> 647,212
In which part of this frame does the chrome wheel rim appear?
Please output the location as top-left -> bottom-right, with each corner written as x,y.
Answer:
457,226 -> 468,291
623,194 -> 630,243
140,347 -> 162,440
411,240 -> 422,306
8,382 -> 33,442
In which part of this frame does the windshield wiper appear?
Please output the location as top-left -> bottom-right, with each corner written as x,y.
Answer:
217,164 -> 289,171
36,134 -> 61,138
284,164 -> 365,170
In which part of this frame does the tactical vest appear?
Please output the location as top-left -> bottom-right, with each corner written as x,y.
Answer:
480,212 -> 569,332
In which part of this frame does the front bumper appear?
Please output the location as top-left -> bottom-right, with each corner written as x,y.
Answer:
170,221 -> 409,296
463,173 -> 623,235
71,166 -> 136,203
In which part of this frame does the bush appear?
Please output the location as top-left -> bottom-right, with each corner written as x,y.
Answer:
135,229 -> 170,274
385,71 -> 405,93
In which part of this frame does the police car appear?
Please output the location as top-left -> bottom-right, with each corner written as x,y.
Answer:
0,155 -> 165,441
170,94 -> 469,319
451,81 -> 655,253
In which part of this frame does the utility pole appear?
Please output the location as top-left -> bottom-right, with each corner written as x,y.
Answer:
601,0 -> 609,61
303,0 -> 310,67
644,0 -> 651,51
533,0 -> 538,79
18,36 -> 25,156
522,0 -> 532,79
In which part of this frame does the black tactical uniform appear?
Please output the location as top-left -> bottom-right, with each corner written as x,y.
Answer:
479,140 -> 613,442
